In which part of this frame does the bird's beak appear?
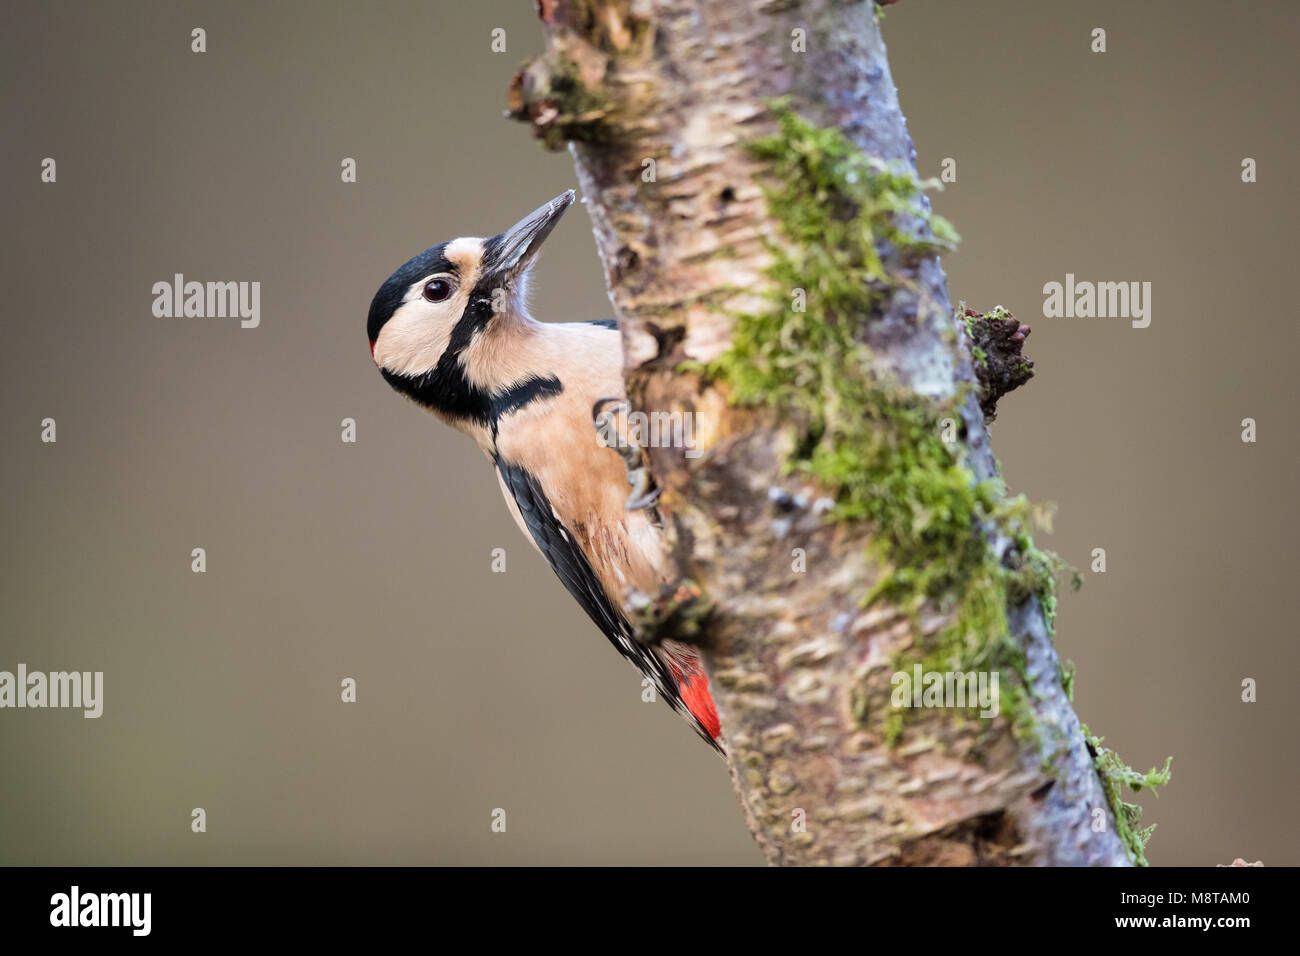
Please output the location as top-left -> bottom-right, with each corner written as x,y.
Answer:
485,189 -> 575,281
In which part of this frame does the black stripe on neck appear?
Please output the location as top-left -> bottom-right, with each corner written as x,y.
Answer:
382,287 -> 562,433
489,375 -> 563,421
382,364 -> 562,430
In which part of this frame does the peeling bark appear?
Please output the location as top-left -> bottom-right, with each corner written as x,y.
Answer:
516,0 -> 1131,866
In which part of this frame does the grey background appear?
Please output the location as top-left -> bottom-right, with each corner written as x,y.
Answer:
0,0 -> 1294,865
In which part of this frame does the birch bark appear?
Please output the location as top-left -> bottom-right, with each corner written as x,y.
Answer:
511,0 -> 1132,866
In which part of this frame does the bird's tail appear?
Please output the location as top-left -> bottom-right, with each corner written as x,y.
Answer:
660,641 -> 722,746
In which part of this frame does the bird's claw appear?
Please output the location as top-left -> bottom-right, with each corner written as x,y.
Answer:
593,395 -> 661,512
625,471 -> 661,511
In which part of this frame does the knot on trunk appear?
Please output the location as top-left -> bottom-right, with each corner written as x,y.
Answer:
962,306 -> 1035,421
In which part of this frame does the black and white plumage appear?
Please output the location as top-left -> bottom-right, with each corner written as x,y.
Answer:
366,191 -> 722,751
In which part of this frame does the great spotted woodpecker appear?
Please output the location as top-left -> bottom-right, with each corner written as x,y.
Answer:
366,190 -> 722,752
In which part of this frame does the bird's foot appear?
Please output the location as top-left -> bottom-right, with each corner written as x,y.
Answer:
628,581 -> 712,647
625,472 -> 661,511
593,396 -> 661,512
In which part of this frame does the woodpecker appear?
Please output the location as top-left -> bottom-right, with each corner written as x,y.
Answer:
366,190 -> 722,752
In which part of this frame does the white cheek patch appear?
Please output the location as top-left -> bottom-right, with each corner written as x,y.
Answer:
374,238 -> 486,376
373,302 -> 456,376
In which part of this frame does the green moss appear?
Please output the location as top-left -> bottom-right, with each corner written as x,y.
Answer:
703,98 -> 1170,861
1083,726 -> 1173,866
714,104 -> 978,619
1004,523 -> 1079,635
963,307 -> 1011,372
1060,659 -> 1075,702
706,102 -> 1042,740
964,305 -> 1014,335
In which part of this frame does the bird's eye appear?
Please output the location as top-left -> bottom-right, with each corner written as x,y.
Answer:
423,278 -> 452,302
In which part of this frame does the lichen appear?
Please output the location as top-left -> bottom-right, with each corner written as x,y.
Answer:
1083,725 -> 1173,867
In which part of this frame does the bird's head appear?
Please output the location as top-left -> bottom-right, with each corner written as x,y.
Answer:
366,189 -> 575,381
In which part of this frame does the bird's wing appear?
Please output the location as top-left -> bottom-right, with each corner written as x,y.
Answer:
496,458 -> 721,752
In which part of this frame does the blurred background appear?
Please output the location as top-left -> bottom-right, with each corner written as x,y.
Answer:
0,0 -> 1294,865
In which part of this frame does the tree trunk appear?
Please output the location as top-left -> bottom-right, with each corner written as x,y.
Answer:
512,0 -> 1133,866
